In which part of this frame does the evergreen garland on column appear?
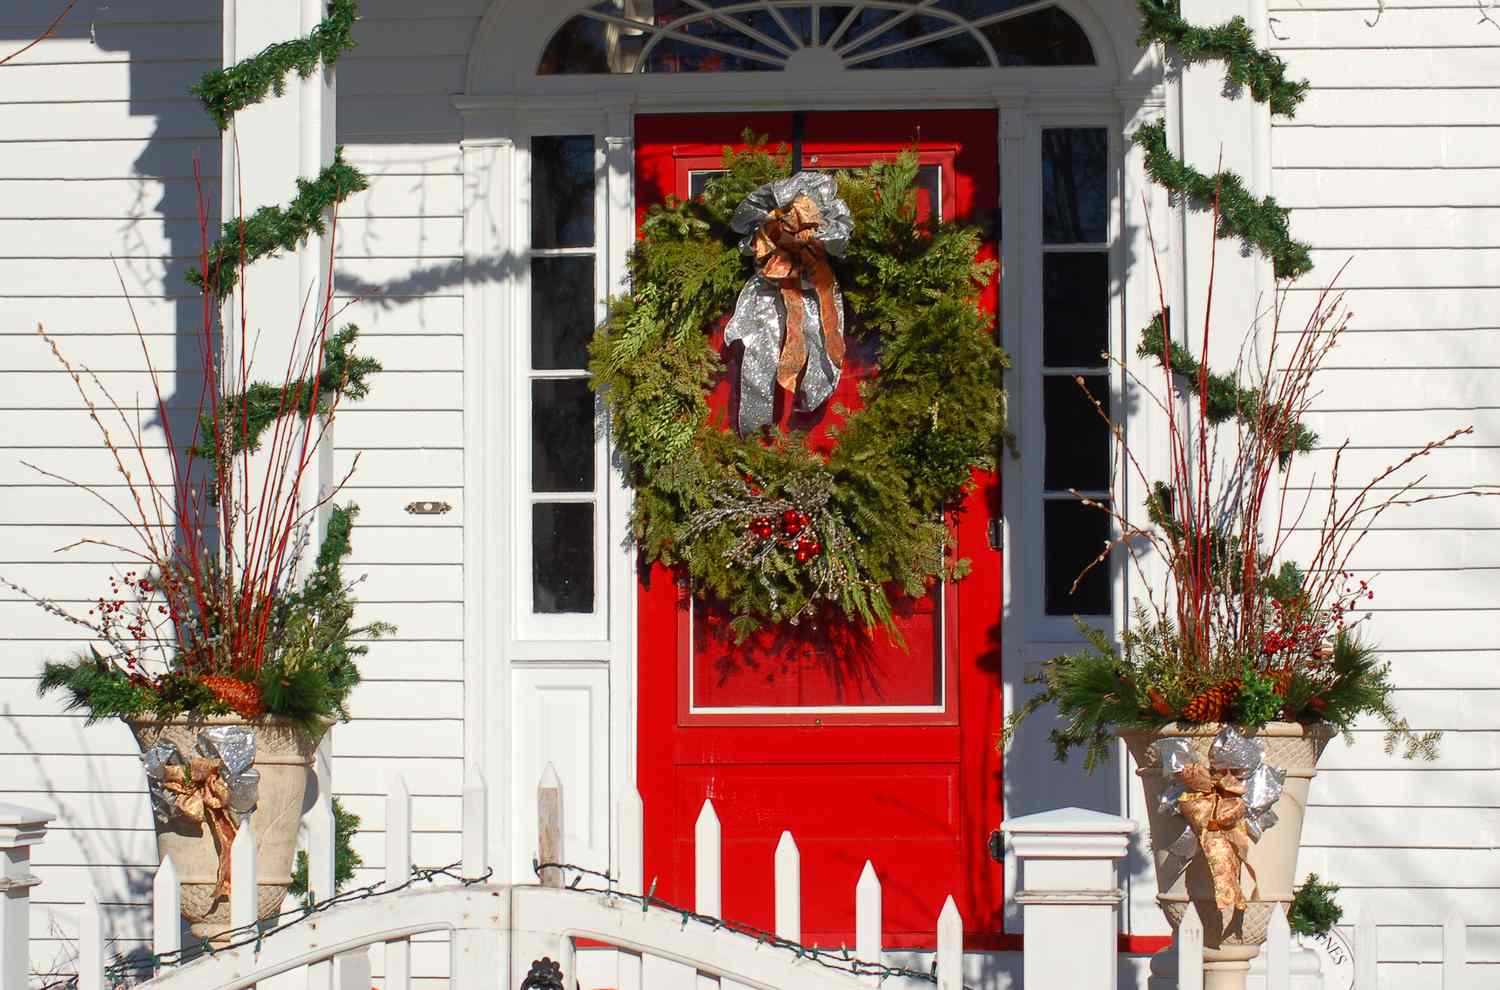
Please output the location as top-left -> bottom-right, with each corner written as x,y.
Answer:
192,0 -> 378,451
1132,0 -> 1317,452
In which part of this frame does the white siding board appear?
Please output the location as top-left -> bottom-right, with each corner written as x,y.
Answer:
1275,167 -> 1500,208
1271,16 -> 1500,987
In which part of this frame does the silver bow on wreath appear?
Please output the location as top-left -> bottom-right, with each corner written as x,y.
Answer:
1151,727 -> 1287,926
723,172 -> 854,435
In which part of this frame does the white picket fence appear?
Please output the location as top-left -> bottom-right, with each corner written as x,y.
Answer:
1174,899 -> 1479,990
4,766 -> 964,990
1,782 -> 1488,990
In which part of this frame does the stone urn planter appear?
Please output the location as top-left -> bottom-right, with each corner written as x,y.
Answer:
129,716 -> 320,941
1122,722 -> 1334,990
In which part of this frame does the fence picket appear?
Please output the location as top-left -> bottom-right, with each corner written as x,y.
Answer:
78,887 -> 104,990
1177,904 -> 1204,990
1443,911 -> 1467,990
855,860 -> 881,983
332,949 -> 371,990
1354,906 -> 1378,990
774,830 -> 801,942
152,854 -> 181,973
642,951 -> 697,990
616,948 -> 643,990
695,799 -> 722,916
935,895 -> 962,990
538,764 -> 564,888
462,765 -> 488,877
305,796 -> 336,990
618,787 -> 645,895
230,823 -> 258,931
385,775 -> 413,990
1265,902 -> 1290,990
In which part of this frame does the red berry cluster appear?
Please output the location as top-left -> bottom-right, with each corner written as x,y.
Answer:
746,509 -> 822,565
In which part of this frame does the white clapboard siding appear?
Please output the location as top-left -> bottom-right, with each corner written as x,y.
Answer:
1267,9 -> 1500,990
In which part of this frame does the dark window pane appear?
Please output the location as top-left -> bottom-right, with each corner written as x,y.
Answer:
775,6 -> 815,45
533,379 -> 596,492
532,136 -> 595,249
1042,128 -> 1108,244
831,7 -> 897,45
538,17 -> 612,74
1043,373 -> 1110,492
979,9 -> 1095,67
844,15 -> 958,57
730,9 -> 795,48
1044,499 -> 1111,616
642,36 -> 781,72
849,29 -> 988,69
1043,253 -> 1109,367
819,6 -> 855,44
534,502 -> 595,613
592,0 -> 698,22
532,257 -> 595,370
673,17 -> 788,60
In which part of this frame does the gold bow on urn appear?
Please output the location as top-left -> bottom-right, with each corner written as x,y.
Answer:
1152,728 -> 1286,929
724,173 -> 854,435
161,757 -> 240,899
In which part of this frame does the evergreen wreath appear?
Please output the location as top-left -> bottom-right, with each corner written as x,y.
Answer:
590,141 -> 1007,641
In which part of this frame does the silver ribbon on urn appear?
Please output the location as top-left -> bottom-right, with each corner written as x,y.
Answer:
723,173 -> 854,435
1150,727 -> 1287,921
143,725 -> 261,823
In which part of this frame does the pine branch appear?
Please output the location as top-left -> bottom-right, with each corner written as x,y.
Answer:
187,149 -> 368,299
1138,310 -> 1317,456
1137,0 -> 1309,117
190,325 -> 381,462
193,0 -> 360,130
1134,119 -> 1313,279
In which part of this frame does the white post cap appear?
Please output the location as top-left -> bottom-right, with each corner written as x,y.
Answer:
0,802 -> 54,849
1002,807 -> 1136,860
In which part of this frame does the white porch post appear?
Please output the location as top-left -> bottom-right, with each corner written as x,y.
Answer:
0,802 -> 53,990
220,0 -> 338,524
222,0 -> 337,356
1003,807 -> 1136,990
1171,0 -> 1275,363
221,0 -> 339,787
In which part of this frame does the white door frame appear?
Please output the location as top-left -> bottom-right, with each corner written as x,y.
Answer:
451,0 -> 1171,932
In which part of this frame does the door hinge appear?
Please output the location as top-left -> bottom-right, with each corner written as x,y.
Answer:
987,518 -> 1004,551
988,827 -> 1004,863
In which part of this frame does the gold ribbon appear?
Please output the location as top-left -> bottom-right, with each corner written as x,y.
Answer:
750,193 -> 845,396
1174,762 -> 1261,927
162,757 -> 239,900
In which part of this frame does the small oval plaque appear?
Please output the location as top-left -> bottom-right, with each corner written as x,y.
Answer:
404,500 -> 453,516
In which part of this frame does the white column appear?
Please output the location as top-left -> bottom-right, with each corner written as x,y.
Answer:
0,803 -> 53,990
1172,0 -> 1275,369
220,0 -> 338,528
1003,807 -> 1136,990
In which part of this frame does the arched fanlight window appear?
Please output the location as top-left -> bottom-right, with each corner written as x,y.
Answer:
538,0 -> 1095,74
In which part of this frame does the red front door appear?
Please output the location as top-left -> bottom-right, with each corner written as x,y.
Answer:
635,110 -> 1004,948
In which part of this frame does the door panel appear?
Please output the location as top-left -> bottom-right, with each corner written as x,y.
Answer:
635,110 -> 1003,947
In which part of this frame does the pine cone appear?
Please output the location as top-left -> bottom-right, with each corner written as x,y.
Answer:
200,675 -> 266,719
1181,678 -> 1241,723
1271,668 -> 1293,697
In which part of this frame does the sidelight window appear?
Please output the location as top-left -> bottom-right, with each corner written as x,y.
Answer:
1038,126 -> 1112,618
529,135 -> 603,617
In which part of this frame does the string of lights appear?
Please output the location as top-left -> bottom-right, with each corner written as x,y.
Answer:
533,859 -> 966,989
35,861 -> 494,990
37,859 -> 966,989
